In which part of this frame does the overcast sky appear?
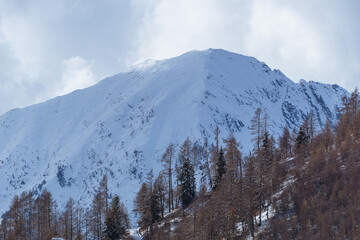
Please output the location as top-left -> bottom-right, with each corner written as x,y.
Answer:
0,0 -> 359,114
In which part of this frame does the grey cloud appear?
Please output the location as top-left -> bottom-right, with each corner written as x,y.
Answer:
0,0 -> 359,114
0,0 -> 144,114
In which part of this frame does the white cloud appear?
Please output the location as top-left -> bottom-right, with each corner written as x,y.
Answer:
242,0 -> 360,90
58,57 -> 95,96
0,0 -> 359,114
244,1 -> 323,79
0,0 -> 143,114
133,0 -> 252,63
133,0 -> 360,91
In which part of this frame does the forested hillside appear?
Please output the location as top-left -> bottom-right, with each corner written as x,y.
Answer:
134,89 -> 360,239
1,89 -> 359,240
0,176 -> 130,240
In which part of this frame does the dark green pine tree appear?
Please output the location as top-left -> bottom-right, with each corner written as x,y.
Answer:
179,158 -> 196,209
213,147 -> 226,190
261,130 -> 273,170
150,190 -> 161,224
102,195 -> 128,240
296,127 -> 309,150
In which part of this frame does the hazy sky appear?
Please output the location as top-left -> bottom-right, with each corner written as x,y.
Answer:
0,0 -> 359,114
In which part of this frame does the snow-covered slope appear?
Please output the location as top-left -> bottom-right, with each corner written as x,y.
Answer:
0,49 -> 347,219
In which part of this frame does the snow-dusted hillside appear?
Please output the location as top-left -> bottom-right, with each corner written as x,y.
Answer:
0,49 -> 347,220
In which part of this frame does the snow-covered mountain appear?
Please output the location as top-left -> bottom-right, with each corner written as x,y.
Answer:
0,49 -> 347,219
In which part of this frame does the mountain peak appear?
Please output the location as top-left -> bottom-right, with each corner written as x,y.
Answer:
0,49 -> 348,223
130,48 -> 257,73
126,48 -> 277,95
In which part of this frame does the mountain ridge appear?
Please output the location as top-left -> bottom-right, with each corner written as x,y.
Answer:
0,49 -> 348,220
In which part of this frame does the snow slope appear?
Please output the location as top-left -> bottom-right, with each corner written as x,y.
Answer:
0,49 -> 348,220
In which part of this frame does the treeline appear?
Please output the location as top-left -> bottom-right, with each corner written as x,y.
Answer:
134,109 -> 283,239
259,89 -> 360,239
0,176 -> 130,240
2,90 -> 360,239
135,89 -> 360,239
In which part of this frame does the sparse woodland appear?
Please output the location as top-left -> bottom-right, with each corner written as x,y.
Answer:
0,175 -> 130,240
1,89 -> 360,239
134,89 -> 360,239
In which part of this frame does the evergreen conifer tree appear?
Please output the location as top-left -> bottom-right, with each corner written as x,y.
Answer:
213,147 -> 226,190
179,157 -> 196,209
102,195 -> 128,240
295,127 -> 310,154
296,127 -> 309,147
161,143 -> 175,212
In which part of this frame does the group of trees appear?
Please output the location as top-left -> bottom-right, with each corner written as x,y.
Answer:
135,89 -> 360,239
133,138 -> 198,238
165,108 -> 283,239
133,108 -> 283,239
259,89 -> 360,239
1,89 -> 360,239
0,175 -> 129,240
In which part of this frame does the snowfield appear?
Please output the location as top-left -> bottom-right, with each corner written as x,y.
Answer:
0,49 -> 348,223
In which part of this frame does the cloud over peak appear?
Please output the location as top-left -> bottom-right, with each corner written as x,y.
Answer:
0,0 -> 358,114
